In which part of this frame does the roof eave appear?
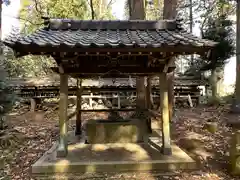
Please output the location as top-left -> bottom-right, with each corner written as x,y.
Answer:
4,43 -> 216,58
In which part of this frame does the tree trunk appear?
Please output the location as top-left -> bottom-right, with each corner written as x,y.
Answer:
98,0 -> 107,19
99,0 -> 102,17
90,0 -> 95,19
0,0 -> 4,69
163,0 -> 177,120
0,0 -> 5,128
129,0 -> 149,141
189,0 -> 194,66
129,0 -> 146,111
128,0 -> 145,20
232,0 -> 240,113
0,0 -> 1,40
210,67 -> 219,104
163,0 -> 177,19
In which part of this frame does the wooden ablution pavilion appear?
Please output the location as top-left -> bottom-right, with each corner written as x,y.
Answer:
4,18 -> 217,175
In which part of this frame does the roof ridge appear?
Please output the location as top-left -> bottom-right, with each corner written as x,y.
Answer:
43,18 -> 181,31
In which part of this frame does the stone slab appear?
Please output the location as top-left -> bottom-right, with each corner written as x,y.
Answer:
85,119 -> 142,143
32,137 -> 196,177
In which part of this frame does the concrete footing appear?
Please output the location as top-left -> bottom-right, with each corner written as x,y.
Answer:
32,135 -> 196,178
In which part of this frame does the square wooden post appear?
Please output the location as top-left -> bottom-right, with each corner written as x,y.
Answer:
136,77 -> 148,143
75,79 -> 82,136
167,71 -> 174,121
30,98 -> 36,112
30,98 -> 41,112
146,76 -> 152,133
136,78 -> 146,108
146,77 -> 152,109
57,74 -> 68,157
159,73 -> 172,155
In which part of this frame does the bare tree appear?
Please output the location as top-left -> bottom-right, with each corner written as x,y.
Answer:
232,0 -> 240,113
90,0 -> 95,19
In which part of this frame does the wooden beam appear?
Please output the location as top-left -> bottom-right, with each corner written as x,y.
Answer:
13,45 -> 211,58
51,66 -> 165,74
52,52 -> 174,59
79,108 -> 139,112
75,79 -> 82,136
57,74 -> 68,157
159,73 -> 172,155
128,0 -> 148,143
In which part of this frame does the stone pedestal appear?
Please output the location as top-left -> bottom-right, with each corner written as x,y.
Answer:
31,135 -> 196,177
229,129 -> 240,175
227,120 -> 240,175
85,119 -> 142,143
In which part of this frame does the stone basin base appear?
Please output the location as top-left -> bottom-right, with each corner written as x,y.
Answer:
85,119 -> 145,143
31,134 -> 196,179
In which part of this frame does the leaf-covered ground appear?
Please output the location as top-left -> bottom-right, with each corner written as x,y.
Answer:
1,104 -> 240,180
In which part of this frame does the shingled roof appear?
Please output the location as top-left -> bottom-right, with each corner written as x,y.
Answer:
3,19 -> 217,56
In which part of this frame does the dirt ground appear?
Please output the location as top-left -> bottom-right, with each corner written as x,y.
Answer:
1,103 -> 240,180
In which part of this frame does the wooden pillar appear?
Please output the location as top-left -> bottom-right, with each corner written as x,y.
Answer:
75,79 -> 82,135
167,72 -> 174,121
117,92 -> 121,109
30,98 -> 41,112
130,0 -> 147,109
135,77 -> 148,142
146,77 -> 153,133
57,74 -> 68,157
30,98 -> 36,112
136,77 -> 146,108
159,73 -> 172,155
146,77 -> 153,109
89,93 -> 93,109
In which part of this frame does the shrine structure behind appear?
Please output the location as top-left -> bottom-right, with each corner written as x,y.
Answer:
4,18 -> 217,175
